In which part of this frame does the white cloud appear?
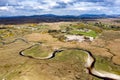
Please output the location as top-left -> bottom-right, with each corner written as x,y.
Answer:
42,1 -> 58,9
0,6 -> 9,11
16,0 -> 59,11
65,2 -> 107,11
18,1 -> 40,7
59,0 -> 73,3
114,0 -> 120,6
0,0 -> 120,16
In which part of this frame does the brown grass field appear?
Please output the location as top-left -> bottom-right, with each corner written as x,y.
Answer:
0,20 -> 120,80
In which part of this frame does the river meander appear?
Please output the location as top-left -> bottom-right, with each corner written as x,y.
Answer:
20,45 -> 120,80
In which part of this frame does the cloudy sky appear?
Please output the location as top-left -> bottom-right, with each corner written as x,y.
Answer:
0,0 -> 120,16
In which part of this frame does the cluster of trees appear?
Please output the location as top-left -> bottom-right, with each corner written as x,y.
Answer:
94,22 -> 120,30
48,30 -> 66,42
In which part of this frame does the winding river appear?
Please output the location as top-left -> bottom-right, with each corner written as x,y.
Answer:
1,38 -> 28,45
20,47 -> 120,80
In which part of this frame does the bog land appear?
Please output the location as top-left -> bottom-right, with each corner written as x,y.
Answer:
0,18 -> 120,80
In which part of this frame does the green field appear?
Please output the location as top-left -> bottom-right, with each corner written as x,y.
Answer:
23,44 -> 53,58
94,55 -> 120,75
70,30 -> 97,38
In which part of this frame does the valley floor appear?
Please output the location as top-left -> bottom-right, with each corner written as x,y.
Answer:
0,21 -> 120,80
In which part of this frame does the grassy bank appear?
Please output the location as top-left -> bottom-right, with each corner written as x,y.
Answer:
94,55 -> 120,75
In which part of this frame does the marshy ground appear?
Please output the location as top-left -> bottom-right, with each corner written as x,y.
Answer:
0,20 -> 120,80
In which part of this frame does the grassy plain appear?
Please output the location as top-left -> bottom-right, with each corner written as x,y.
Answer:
0,20 -> 120,80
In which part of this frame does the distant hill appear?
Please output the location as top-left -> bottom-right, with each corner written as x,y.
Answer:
0,14 -> 119,25
78,14 -> 120,19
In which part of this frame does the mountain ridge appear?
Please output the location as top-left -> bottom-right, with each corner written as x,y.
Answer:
0,14 -> 120,25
